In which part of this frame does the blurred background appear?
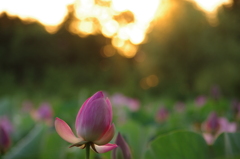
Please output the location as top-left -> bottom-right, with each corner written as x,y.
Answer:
0,0 -> 240,100
1,0 -> 240,158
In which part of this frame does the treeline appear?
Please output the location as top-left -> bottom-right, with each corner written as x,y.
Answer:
0,0 -> 240,99
0,10 -> 141,99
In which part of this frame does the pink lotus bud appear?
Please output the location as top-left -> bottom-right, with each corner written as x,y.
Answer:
31,102 -> 53,126
111,93 -> 129,107
195,96 -> 207,107
37,102 -> 53,121
127,99 -> 140,112
202,113 -> 237,145
155,106 -> 169,123
0,123 -> 11,154
111,93 -> 140,112
202,112 -> 220,135
112,133 -> 131,159
0,116 -> 13,134
55,91 -> 117,153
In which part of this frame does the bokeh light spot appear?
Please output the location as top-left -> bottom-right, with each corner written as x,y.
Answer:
102,45 -> 116,57
146,75 -> 159,87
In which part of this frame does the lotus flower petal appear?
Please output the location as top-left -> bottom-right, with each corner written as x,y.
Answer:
106,98 -> 113,121
94,124 -> 115,145
94,143 -> 118,153
76,96 -> 112,141
88,91 -> 105,103
112,133 -> 131,159
0,116 -> 13,134
76,92 -> 104,121
219,117 -> 237,133
203,133 -> 215,145
55,117 -> 83,143
227,123 -> 237,132
202,112 -> 220,134
75,97 -> 90,136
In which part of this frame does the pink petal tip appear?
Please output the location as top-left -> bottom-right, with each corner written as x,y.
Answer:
94,143 -> 118,153
55,117 -> 82,144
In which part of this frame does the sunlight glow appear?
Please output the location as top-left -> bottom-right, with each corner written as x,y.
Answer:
0,0 -> 162,58
0,0 -> 74,33
72,0 -> 161,57
192,0 -> 231,26
0,0 -> 233,57
193,0 -> 231,12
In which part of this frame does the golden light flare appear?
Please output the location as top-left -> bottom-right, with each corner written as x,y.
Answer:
0,0 -> 163,58
191,0 -> 232,26
0,0 -> 233,57
72,0 -> 161,58
78,20 -> 95,34
102,20 -> 119,37
117,42 -> 138,58
0,0 -> 74,33
192,0 -> 231,12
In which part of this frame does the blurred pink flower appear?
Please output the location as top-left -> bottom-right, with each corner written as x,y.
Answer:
111,93 -> 128,107
195,96 -> 207,107
202,133 -> 214,146
174,102 -> 185,113
202,112 -> 237,145
0,125 -> 11,154
36,102 -> 53,121
155,106 -> 169,123
218,117 -> 237,133
127,99 -> 140,111
112,133 -> 131,159
32,102 -> 53,126
202,112 -> 220,135
0,116 -> 13,134
55,91 -> 117,153
111,93 -> 140,112
0,116 -> 12,154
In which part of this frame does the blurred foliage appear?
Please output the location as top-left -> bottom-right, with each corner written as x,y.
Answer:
142,0 -> 240,98
0,0 -> 240,100
145,131 -> 210,159
1,89 -> 240,159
